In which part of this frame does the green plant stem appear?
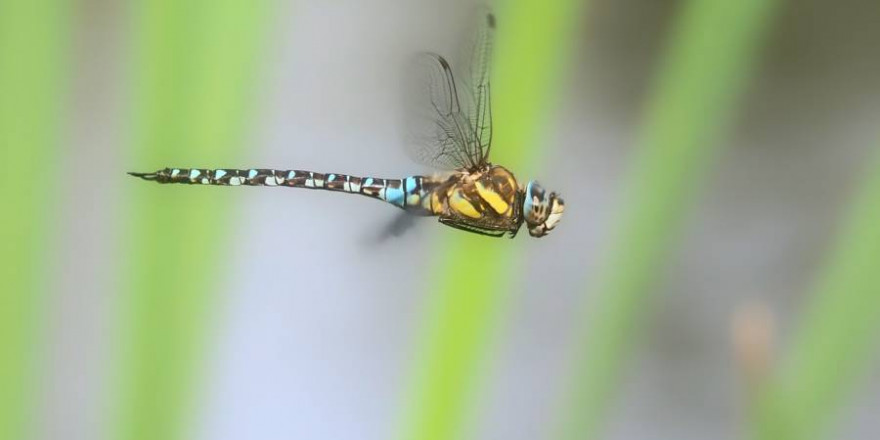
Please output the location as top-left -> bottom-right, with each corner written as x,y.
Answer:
558,1 -> 778,439
114,2 -> 270,440
398,1 -> 582,440
0,2 -> 68,440
754,146 -> 880,440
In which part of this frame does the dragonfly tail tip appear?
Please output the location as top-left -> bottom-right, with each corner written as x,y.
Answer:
128,171 -> 158,181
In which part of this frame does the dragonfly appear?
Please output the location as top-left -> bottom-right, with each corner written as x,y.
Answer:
129,13 -> 564,238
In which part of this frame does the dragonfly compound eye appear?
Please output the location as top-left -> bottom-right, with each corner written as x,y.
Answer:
523,181 -> 565,238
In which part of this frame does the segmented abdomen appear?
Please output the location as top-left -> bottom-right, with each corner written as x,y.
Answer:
130,167 -> 445,215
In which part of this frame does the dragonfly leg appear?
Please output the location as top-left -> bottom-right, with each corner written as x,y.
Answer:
438,216 -> 511,238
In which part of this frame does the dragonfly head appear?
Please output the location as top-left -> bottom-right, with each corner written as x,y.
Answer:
522,181 -> 565,238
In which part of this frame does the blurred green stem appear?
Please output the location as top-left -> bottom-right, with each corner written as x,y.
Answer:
754,145 -> 880,440
115,1 -> 270,440
0,1 -> 67,439
398,1 -> 582,439
559,1 -> 778,439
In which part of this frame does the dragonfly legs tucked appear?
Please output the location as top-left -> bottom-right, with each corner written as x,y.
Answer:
438,216 -> 515,238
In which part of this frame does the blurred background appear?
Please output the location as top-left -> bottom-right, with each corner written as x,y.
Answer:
3,0 -> 880,439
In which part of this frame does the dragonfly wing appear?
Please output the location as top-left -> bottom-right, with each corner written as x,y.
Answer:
403,12 -> 496,171
459,11 -> 495,166
404,53 -> 479,171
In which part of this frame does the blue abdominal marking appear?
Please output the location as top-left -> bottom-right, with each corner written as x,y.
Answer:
384,185 -> 405,207
405,176 -> 418,193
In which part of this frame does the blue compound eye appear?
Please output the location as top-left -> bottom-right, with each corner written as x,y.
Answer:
524,181 -> 548,225
522,181 -> 564,238
523,181 -> 545,217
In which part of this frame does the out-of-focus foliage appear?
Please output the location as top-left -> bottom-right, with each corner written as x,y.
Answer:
398,1 -> 583,440
559,0 -> 779,438
0,1 -> 68,440
114,1 -> 271,440
755,147 -> 880,440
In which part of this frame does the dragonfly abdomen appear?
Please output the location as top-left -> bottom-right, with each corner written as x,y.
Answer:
128,167 -> 441,213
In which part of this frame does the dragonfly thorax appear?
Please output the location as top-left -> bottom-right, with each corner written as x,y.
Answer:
427,165 -> 563,238
444,165 -> 519,218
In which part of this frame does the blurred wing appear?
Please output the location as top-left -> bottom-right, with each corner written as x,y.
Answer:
461,12 -> 495,166
404,53 -> 478,170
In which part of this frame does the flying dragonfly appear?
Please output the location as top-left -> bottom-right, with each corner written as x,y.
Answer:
129,12 -> 564,238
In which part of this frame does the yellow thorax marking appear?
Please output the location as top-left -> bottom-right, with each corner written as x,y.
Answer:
422,190 -> 443,215
475,181 -> 510,215
449,187 -> 481,218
